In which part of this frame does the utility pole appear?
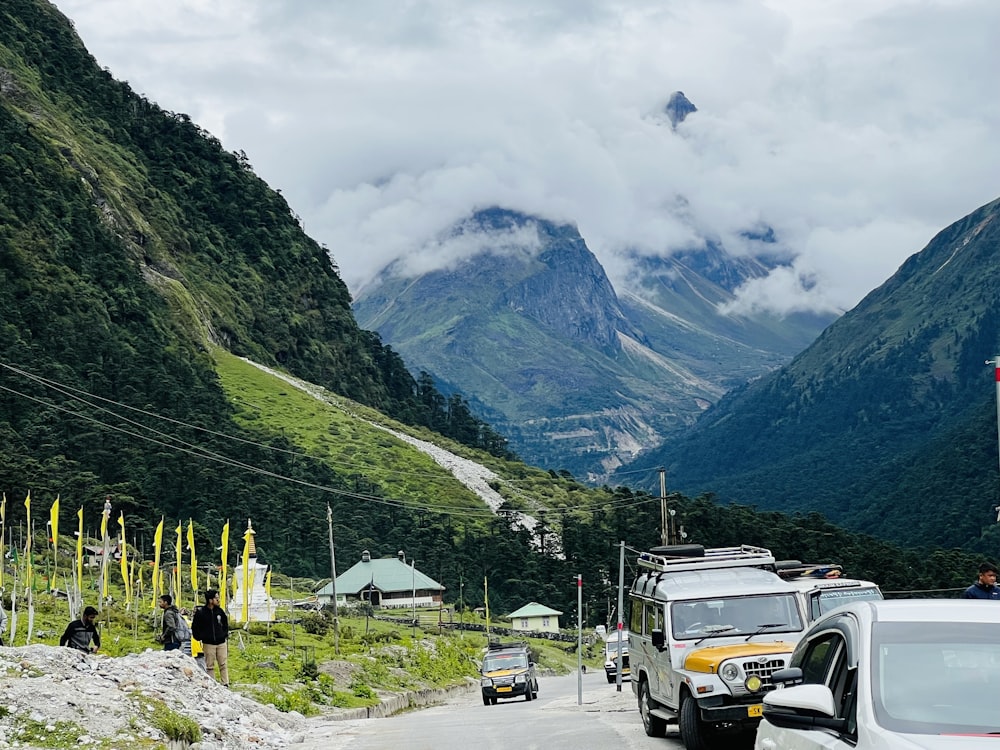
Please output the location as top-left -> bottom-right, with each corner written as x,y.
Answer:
576,573 -> 583,706
616,540 -> 625,692
326,504 -> 339,654
659,467 -> 668,546
411,558 -> 417,639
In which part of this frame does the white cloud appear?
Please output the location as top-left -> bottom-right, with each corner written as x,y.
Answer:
53,0 -> 1000,313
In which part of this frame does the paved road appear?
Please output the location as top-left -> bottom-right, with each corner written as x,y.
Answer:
301,671 -> 686,750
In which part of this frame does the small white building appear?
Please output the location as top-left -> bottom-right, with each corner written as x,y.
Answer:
507,602 -> 563,634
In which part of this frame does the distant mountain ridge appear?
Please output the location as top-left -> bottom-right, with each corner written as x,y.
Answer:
627,196 -> 1000,552
354,208 -> 833,479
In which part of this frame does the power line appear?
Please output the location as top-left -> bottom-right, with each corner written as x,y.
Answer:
1,362 -> 658,520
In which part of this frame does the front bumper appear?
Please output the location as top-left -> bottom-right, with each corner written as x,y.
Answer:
696,699 -> 765,726
482,682 -> 530,699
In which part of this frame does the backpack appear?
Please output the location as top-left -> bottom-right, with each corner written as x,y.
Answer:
173,614 -> 192,642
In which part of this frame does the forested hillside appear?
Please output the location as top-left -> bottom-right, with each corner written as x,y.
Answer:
634,197 -> 1000,553
0,0 -> 507,566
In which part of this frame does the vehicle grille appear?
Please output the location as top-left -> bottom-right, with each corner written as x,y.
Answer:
731,658 -> 787,696
492,676 -> 515,686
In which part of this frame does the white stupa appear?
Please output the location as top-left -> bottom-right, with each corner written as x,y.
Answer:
231,519 -> 274,623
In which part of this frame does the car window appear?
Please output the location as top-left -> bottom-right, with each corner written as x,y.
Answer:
645,602 -> 660,635
670,594 -> 803,639
815,586 -> 882,616
872,621 -> 1000,735
629,600 -> 643,634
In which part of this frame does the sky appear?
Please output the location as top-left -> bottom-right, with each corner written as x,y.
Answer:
53,0 -> 1000,316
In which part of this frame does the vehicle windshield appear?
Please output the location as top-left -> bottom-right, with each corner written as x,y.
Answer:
605,635 -> 629,657
670,594 -> 803,640
872,622 -> 1000,735
483,652 -> 528,672
813,586 -> 882,617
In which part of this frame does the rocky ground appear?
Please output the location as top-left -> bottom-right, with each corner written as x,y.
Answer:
0,645 -> 635,749
0,645 -> 338,749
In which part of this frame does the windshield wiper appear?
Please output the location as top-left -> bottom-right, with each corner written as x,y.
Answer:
694,625 -> 735,645
745,623 -> 787,642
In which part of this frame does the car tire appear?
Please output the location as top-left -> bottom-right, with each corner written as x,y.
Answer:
607,673 -> 615,684
482,694 -> 490,706
639,680 -> 667,738
679,695 -> 714,750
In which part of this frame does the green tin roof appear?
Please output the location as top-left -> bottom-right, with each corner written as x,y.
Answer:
507,601 -> 563,618
317,556 -> 444,596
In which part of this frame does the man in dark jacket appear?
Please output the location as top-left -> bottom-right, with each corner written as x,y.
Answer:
157,594 -> 187,650
60,606 -> 101,652
961,562 -> 1000,600
191,589 -> 229,685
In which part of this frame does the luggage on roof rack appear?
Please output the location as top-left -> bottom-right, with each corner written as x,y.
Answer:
775,563 -> 844,580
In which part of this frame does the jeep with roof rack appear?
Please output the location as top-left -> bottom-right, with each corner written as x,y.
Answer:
775,560 -> 883,621
628,544 -> 808,750
479,641 -> 538,705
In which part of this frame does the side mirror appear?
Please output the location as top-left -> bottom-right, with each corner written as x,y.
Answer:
651,628 -> 665,650
763,684 -> 849,733
770,667 -> 803,687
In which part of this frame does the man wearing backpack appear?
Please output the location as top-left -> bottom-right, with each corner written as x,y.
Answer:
157,594 -> 190,651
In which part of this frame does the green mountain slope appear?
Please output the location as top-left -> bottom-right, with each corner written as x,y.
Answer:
635,197 -> 1000,551
354,209 -> 832,481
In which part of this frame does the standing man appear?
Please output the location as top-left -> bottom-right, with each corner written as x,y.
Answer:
191,589 -> 229,685
60,606 -> 101,652
157,594 -> 189,651
961,562 -> 1000,600
0,598 -> 7,646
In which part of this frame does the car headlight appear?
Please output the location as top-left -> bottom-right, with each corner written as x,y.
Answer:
745,674 -> 763,693
481,677 -> 492,687
514,673 -> 527,684
720,663 -> 740,682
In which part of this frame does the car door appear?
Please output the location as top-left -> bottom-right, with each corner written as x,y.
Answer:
756,627 -> 858,750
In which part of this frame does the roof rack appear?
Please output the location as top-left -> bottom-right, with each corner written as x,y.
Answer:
637,544 -> 775,573
486,640 -> 528,652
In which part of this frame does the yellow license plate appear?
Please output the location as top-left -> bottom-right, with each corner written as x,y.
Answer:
747,704 -> 763,718
497,687 -> 512,693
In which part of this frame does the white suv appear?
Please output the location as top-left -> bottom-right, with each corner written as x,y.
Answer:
777,564 -> 882,622
629,545 -> 809,750
756,599 -> 1000,749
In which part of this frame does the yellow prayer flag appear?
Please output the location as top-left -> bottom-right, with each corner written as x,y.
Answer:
151,517 -> 164,609
0,492 -> 6,589
241,526 -> 252,622
174,521 -> 182,607
24,491 -> 32,589
220,520 -> 230,611
118,512 -> 131,604
76,507 -> 84,592
187,519 -> 198,594
49,495 -> 59,550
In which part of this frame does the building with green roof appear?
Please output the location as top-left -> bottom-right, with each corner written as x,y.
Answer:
316,550 -> 445,609
507,602 -> 563,634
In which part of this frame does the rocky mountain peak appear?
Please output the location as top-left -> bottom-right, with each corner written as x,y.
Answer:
665,91 -> 697,128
